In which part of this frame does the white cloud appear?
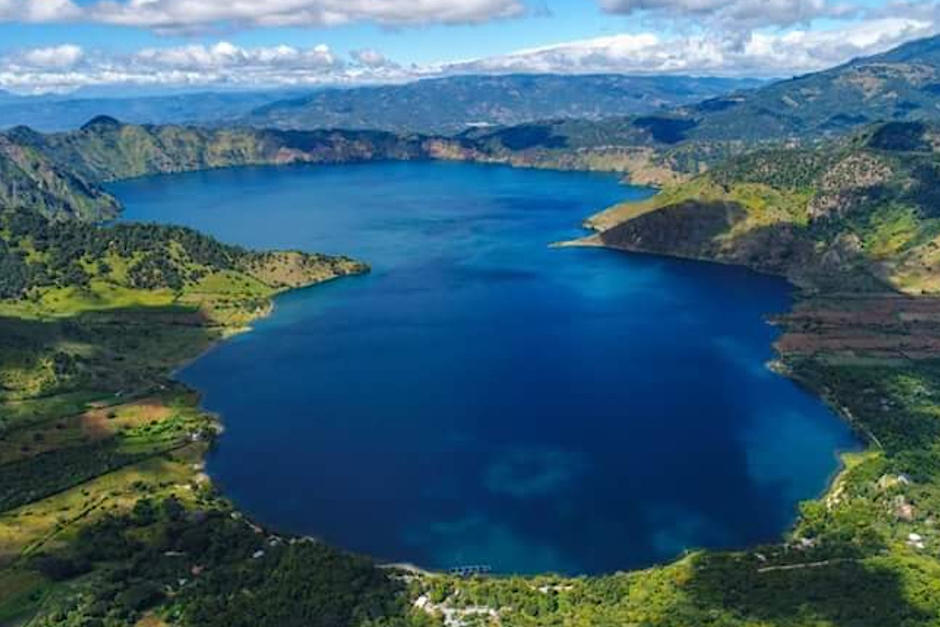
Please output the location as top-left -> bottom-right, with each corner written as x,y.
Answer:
0,15 -> 937,94
0,0 -> 525,32
597,0 -> 857,28
447,17 -> 936,77
0,41 -> 416,93
20,44 -> 84,69
350,49 -> 395,69
0,0 -> 80,21
134,42 -> 341,71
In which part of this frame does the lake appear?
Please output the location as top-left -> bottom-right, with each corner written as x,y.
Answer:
113,161 -> 859,575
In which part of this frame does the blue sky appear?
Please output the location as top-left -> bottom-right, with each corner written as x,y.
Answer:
0,1 -> 621,63
0,0 -> 937,94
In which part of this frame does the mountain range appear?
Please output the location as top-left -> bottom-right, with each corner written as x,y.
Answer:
0,75 -> 763,134
2,34 -> 940,222
241,74 -> 764,134
668,34 -> 940,142
0,90 -> 304,132
8,35 -> 940,232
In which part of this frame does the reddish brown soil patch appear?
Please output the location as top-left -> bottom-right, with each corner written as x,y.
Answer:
81,398 -> 172,440
775,293 -> 940,359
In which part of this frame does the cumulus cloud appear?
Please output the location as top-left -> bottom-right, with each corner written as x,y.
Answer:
448,17 -> 936,77
0,14 -> 937,93
134,42 -> 340,71
597,0 -> 858,28
350,49 -> 395,69
0,0 -> 80,21
0,41 -> 419,93
0,0 -> 525,32
19,44 -> 84,69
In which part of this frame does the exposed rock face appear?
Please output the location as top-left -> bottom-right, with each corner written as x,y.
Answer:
819,233 -> 864,272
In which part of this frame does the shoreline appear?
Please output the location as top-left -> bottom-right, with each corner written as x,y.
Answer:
155,175 -> 870,579
556,216 -> 874,547
167,270 -> 368,379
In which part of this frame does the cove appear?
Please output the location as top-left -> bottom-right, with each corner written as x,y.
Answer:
112,161 -> 859,575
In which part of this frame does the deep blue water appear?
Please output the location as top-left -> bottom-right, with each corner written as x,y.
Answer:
113,161 -> 859,575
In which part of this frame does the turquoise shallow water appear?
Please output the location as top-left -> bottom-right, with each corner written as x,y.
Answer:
113,161 -> 859,575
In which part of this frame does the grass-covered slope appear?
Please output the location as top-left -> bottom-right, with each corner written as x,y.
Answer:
586,122 -> 940,295
0,207 -> 365,323
0,206 -> 366,433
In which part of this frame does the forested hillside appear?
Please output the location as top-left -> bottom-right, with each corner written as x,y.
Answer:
0,117 -> 437,220
0,115 -> 681,219
0,207 -> 365,315
0,133 -> 118,220
13,117 -> 430,183
586,121 -> 940,296
0,205 -> 379,626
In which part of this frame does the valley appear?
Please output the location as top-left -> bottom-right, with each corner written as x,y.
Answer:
3,31 -> 940,627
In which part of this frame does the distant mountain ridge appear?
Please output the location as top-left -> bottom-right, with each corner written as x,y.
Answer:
242,74 -> 765,134
0,89 -> 306,132
8,36 -> 940,221
0,119 -> 439,219
643,34 -> 940,142
407,34 -> 940,185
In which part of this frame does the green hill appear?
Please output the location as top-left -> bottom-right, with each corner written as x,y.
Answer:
0,131 -> 119,220
15,117 -> 429,183
0,118 -> 433,219
585,122 -> 940,292
0,207 -> 366,318
679,35 -> 940,142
